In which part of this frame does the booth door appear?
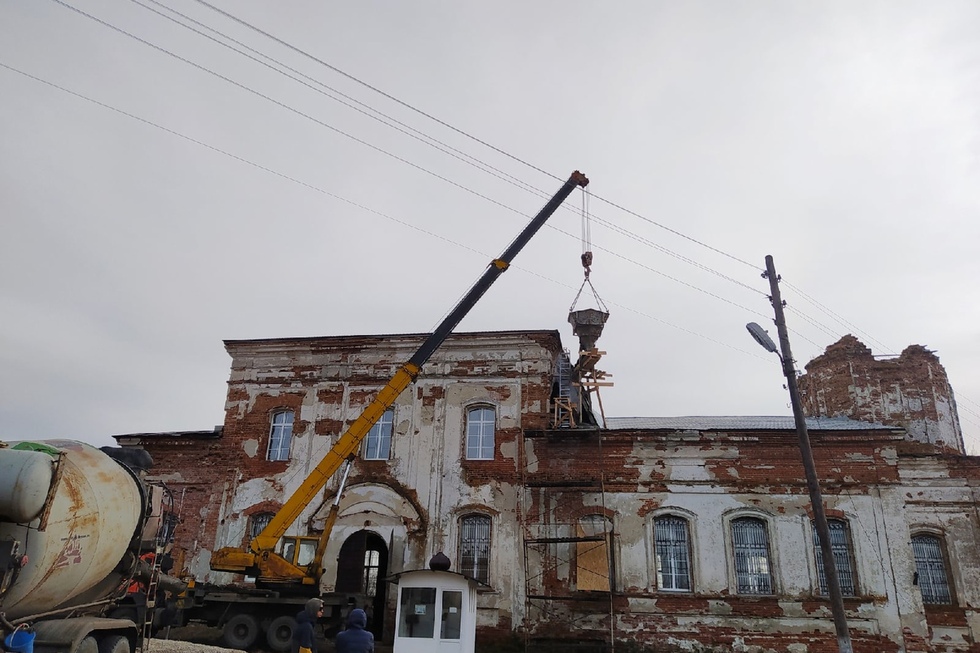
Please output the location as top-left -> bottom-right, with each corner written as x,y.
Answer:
335,530 -> 389,638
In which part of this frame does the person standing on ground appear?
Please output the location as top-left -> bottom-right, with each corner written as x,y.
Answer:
292,598 -> 323,653
335,608 -> 374,653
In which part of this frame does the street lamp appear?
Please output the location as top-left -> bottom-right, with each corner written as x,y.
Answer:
746,254 -> 854,653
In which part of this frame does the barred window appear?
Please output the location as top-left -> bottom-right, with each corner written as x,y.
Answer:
465,407 -> 495,460
813,519 -> 856,596
654,515 -> 692,591
364,409 -> 394,460
460,514 -> 491,584
267,410 -> 294,461
912,534 -> 953,605
731,517 -> 774,595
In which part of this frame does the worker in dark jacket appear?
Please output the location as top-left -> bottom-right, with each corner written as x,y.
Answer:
292,598 -> 323,653
335,608 -> 374,653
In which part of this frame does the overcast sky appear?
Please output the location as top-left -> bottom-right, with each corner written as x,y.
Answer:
2,1 -> 978,453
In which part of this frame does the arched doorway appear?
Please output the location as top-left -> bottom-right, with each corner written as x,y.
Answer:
335,530 -> 388,639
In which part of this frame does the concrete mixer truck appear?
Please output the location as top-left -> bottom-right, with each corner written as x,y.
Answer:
0,439 -> 184,653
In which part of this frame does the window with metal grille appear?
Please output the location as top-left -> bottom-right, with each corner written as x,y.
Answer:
465,407 -> 495,460
267,410 -> 294,461
460,514 -> 491,584
812,519 -> 856,596
731,517 -> 774,595
654,515 -> 692,591
249,512 -> 275,539
912,534 -> 953,605
364,409 -> 394,460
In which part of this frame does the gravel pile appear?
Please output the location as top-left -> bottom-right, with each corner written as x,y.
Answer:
144,641 -> 244,653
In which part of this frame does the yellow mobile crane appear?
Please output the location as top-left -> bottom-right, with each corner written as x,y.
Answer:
209,171 -> 589,590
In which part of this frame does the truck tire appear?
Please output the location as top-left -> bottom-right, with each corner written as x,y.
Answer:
265,615 -> 296,653
222,613 -> 260,650
77,636 -> 99,653
98,635 -> 130,653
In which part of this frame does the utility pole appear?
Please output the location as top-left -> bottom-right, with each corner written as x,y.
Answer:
763,255 -> 854,653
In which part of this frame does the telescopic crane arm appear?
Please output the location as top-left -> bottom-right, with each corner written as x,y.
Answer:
210,171 -> 589,586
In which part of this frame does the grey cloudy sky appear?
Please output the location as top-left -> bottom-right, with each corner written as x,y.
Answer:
2,1 -> 978,451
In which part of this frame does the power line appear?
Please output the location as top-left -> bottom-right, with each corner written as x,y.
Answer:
182,0 -> 943,368
0,61 -> 775,363
189,0 -> 560,182
133,0 -> 770,306
190,0 -> 761,273
36,1 -> 934,377
53,0 -> 781,319
130,0 -> 550,202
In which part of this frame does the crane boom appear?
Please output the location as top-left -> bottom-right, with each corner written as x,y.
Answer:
210,170 -> 589,585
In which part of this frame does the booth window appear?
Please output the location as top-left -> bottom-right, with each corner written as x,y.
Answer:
398,587 -> 436,638
440,590 -> 462,639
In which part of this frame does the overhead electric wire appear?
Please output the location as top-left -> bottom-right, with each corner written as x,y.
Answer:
53,0 -> 777,315
0,60 -> 774,364
189,0 -> 559,182
132,0 -> 769,305
783,280 -> 893,352
44,0 -> 920,371
121,0 -> 858,358
169,0 -> 873,350
189,0 -> 761,273
50,0 -> 543,224
183,0 -> 915,359
130,0 -> 549,202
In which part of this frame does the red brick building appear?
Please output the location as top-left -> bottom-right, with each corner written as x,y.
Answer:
117,332 -> 980,652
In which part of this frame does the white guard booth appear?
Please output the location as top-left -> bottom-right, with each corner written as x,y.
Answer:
391,569 -> 478,653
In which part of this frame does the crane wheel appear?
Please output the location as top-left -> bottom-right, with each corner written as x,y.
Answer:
265,615 -> 297,653
222,614 -> 260,650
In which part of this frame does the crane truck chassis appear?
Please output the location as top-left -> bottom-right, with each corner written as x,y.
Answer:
172,171 -> 589,650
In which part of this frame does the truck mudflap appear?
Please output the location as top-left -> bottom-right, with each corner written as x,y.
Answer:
26,618 -> 137,653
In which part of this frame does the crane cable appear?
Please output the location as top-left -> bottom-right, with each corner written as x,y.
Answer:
570,186 -> 609,313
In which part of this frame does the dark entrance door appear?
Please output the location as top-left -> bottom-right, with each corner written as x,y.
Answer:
335,530 -> 388,639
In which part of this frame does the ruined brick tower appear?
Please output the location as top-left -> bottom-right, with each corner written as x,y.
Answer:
799,335 -> 964,452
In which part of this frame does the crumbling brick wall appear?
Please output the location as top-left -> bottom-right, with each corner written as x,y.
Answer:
799,335 -> 964,452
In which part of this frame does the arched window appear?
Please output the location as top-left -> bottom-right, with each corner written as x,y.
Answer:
364,409 -> 394,460
731,517 -> 774,595
812,519 -> 856,596
654,515 -> 692,591
460,514 -> 492,584
912,533 -> 953,604
267,410 -> 294,461
249,512 -> 275,539
465,406 -> 495,460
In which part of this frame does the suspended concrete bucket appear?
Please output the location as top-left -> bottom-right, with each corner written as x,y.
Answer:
568,308 -> 609,352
